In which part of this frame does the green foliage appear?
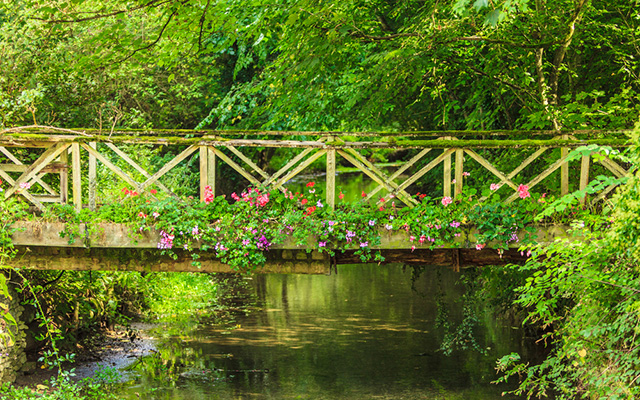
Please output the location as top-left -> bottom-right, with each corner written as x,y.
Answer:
493,125 -> 640,398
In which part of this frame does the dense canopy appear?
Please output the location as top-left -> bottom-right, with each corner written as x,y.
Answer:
1,0 -> 638,131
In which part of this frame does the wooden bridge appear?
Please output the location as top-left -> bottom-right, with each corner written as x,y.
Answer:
0,126 -> 632,274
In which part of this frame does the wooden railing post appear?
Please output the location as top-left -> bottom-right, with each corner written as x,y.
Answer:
561,134 -> 569,195
59,147 -> 68,204
88,142 -> 97,210
326,143 -> 336,211
454,149 -> 464,197
579,154 -> 590,205
443,137 -> 452,198
200,145 -> 216,200
71,143 -> 82,211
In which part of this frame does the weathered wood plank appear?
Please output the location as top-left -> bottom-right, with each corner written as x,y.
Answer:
3,143 -> 70,199
2,126 -> 632,138
366,148 -> 432,199
226,145 -> 270,179
80,143 -> 141,190
341,148 -> 417,207
199,146 -> 217,200
104,142 -> 175,197
505,152 -> 573,203
272,150 -> 327,190
210,147 -> 262,187
0,170 -> 46,210
464,149 -> 519,191
0,146 -> 58,196
71,143 -> 82,211
599,155 -> 628,178
0,132 -> 630,150
326,148 -> 336,210
561,135 -> 569,195
59,148 -> 68,204
263,147 -> 316,187
88,142 -> 97,210
455,149 -> 464,196
443,137 -> 452,198
389,149 -> 456,197
140,145 -> 198,191
579,154 -> 590,205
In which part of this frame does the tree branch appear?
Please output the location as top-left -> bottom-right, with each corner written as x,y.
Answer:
549,0 -> 590,105
32,0 -> 175,23
107,2 -> 188,66
351,31 -> 558,49
198,0 -> 212,52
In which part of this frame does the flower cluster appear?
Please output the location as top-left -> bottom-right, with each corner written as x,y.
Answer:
518,184 -> 530,199
158,230 -> 175,249
231,187 -> 270,207
203,185 -> 215,204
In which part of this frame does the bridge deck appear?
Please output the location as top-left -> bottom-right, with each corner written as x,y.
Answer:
11,222 -> 569,274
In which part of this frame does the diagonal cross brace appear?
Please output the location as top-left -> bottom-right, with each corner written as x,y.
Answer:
3,143 -> 70,199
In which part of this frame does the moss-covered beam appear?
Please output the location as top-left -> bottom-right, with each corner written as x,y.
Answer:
0,133 -> 631,149
0,126 -> 633,139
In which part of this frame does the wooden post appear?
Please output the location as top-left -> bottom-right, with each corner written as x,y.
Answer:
326,147 -> 336,210
88,142 -> 97,210
579,154 -> 590,205
71,143 -> 82,211
454,149 -> 464,197
200,145 -> 216,201
561,134 -> 569,195
443,137 -> 452,198
59,148 -> 68,204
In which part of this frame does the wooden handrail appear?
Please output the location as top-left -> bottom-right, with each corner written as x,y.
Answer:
0,128 -> 633,213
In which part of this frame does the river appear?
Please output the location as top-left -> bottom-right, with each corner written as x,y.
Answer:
113,264 -> 530,399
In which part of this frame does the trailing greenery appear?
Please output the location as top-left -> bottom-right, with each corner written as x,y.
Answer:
491,128 -> 640,399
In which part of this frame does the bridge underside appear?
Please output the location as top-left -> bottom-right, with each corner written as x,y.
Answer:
13,246 -> 527,275
10,222 -> 555,274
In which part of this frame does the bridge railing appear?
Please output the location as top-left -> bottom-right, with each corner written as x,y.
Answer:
0,126 -> 632,212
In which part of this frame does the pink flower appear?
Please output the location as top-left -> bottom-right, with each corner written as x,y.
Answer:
19,182 -> 32,189
203,185 -> 215,204
476,243 -> 486,250
137,212 -> 147,218
339,192 -> 344,200
463,171 -> 470,177
518,184 -> 530,199
490,183 -> 500,191
441,196 -> 452,207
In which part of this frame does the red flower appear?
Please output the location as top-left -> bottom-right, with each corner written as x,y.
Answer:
301,198 -> 308,205
338,192 -> 344,200
361,191 -> 367,198
306,182 -> 315,188
150,189 -> 158,195
305,206 -> 317,215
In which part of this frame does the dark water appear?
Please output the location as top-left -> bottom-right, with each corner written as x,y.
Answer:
117,265 -> 529,399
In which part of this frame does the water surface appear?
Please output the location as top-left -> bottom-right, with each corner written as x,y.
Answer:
117,265 -> 528,399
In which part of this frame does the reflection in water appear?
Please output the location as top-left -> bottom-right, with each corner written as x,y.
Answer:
118,265 -> 528,399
